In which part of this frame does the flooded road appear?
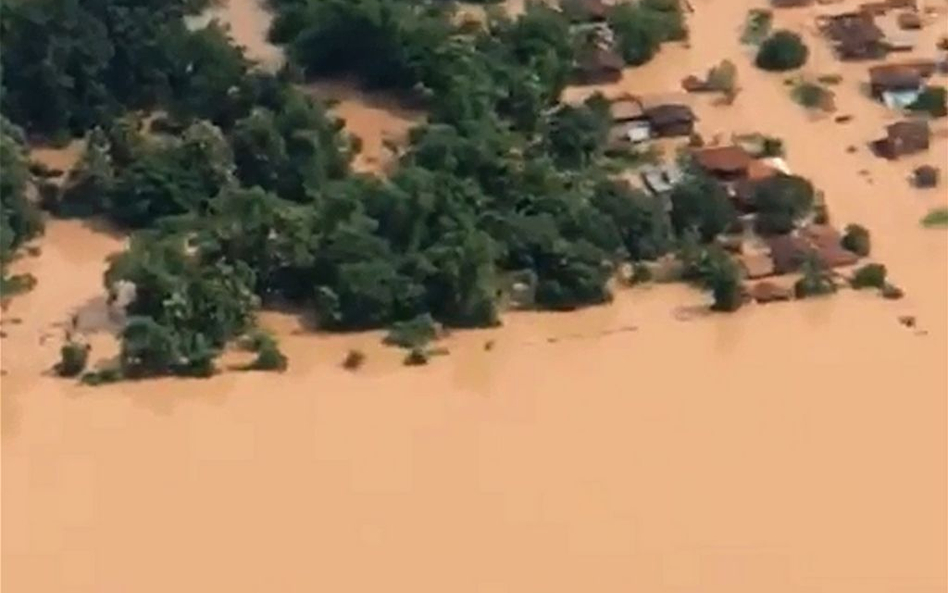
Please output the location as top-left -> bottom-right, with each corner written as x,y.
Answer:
3,0 -> 946,591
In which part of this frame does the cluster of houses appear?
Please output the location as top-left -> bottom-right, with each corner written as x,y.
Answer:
804,0 -> 924,60
606,94 -> 697,145
670,142 -> 862,301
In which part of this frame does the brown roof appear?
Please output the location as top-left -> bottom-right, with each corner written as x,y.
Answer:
869,64 -> 922,89
765,234 -> 812,274
772,0 -> 812,6
644,104 -> 696,126
822,12 -> 885,45
693,145 -> 753,174
887,119 -> 930,146
576,46 -> 624,76
800,224 -> 843,249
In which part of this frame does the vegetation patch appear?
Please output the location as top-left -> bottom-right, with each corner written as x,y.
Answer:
741,9 -> 773,45
850,263 -> 887,290
841,224 -> 871,256
55,341 -> 91,377
909,86 -> 947,118
921,207 -> 948,228
756,30 -> 809,72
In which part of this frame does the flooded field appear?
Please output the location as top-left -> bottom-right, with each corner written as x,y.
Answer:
3,0 -> 946,591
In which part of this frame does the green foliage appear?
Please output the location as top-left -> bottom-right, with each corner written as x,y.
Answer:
752,174 -> 815,235
243,332 -> 288,372
80,367 -> 123,386
841,224 -> 871,256
0,0 -> 248,137
679,243 -> 743,312
921,207 -> 948,228
404,347 -> 429,366
1,118 -> 43,269
608,0 -> 686,66
909,86 -> 947,118
755,30 -> 808,72
850,263 -> 887,289
794,254 -> 836,298
741,9 -> 772,45
669,172 -> 737,242
791,80 -> 830,110
706,59 -> 739,99
383,313 -> 438,349
56,341 -> 90,377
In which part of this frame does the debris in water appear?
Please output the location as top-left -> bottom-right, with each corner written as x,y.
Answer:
898,315 -> 916,328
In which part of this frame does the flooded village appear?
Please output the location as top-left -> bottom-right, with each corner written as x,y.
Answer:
2,0 -> 947,591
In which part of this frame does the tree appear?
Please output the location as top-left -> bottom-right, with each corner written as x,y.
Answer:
56,341 -> 91,377
752,174 -> 815,235
755,30 -> 808,72
669,173 -> 736,242
909,86 -> 947,118
545,104 -> 608,168
701,247 -> 743,312
841,223 -> 871,256
794,253 -> 836,298
0,118 -> 43,269
60,128 -> 115,216
851,263 -> 887,289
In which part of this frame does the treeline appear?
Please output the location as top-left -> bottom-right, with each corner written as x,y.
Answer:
1,0 -> 699,379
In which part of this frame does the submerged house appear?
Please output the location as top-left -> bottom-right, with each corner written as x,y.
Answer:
574,45 -> 624,84
874,119 -> 930,159
820,12 -> 887,60
643,104 -> 696,138
693,145 -> 754,182
869,63 -> 923,107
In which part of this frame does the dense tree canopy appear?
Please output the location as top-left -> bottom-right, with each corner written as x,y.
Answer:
3,0 -> 803,379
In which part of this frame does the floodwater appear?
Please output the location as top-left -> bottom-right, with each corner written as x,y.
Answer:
3,0 -> 947,591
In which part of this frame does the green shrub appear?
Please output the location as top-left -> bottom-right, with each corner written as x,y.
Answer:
404,348 -> 429,366
792,80 -> 830,109
841,224 -> 871,256
56,341 -> 90,377
80,367 -> 123,386
921,207 -> 948,228
630,262 -> 652,285
242,331 -> 287,372
384,314 -> 438,349
850,263 -> 887,289
741,9 -> 773,45
794,255 -> 836,298
755,30 -> 808,71
909,86 -> 947,118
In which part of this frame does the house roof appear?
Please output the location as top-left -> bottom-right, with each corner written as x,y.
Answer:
886,119 -> 930,144
693,145 -> 753,174
823,12 -> 885,45
749,281 -> 793,303
765,234 -> 812,274
869,64 -> 922,89
644,104 -> 696,126
576,46 -> 624,75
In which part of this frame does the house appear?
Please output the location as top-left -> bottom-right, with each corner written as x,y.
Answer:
874,120 -> 930,159
801,225 -> 859,269
574,46 -> 624,84
820,12 -> 887,60
772,0 -> 813,7
766,234 -> 812,274
913,165 -> 939,188
859,1 -> 889,16
643,104 -> 696,138
609,96 -> 645,123
693,145 -> 754,181
869,64 -> 922,96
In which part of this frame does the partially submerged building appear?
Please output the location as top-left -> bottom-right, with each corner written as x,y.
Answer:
643,104 -> 697,138
869,63 -> 923,107
574,46 -> 624,84
819,12 -> 887,60
873,119 -> 930,159
692,145 -> 754,181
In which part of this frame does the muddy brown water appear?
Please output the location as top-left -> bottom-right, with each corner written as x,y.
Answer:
3,0 -> 947,591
